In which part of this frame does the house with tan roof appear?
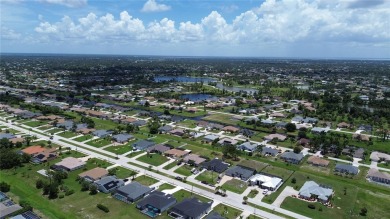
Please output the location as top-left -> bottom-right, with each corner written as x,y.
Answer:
164,149 -> 190,159
21,146 -> 46,155
183,154 -> 206,166
79,167 -> 109,182
367,168 -> 390,185
307,156 -> 330,167
222,126 -> 240,133
264,133 -> 287,141
52,157 -> 86,171
370,152 -> 390,163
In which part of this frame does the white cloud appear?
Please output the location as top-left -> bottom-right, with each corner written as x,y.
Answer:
141,0 -> 171,12
39,0 -> 87,8
1,27 -> 22,40
29,0 -> 389,51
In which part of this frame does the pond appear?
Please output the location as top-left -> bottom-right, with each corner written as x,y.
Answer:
154,76 -> 217,83
215,83 -> 258,94
180,94 -> 218,102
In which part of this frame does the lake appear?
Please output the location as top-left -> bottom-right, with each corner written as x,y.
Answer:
154,76 -> 217,83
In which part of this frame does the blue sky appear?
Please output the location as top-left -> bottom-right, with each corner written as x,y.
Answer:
1,0 -> 389,59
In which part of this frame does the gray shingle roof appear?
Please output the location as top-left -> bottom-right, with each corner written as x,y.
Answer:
169,198 -> 212,218
117,182 -> 152,201
335,163 -> 359,175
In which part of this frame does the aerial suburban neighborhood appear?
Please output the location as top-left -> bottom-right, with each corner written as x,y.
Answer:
0,54 -> 389,219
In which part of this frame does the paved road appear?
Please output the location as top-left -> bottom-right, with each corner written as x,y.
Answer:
1,120 -> 311,219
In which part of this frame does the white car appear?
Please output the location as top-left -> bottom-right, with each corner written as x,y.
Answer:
262,189 -> 269,195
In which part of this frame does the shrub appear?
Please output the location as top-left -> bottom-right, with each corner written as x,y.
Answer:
0,181 -> 10,192
97,204 -> 109,213
308,204 -> 316,209
59,194 -> 64,199
65,189 -> 74,196
291,177 -> 296,184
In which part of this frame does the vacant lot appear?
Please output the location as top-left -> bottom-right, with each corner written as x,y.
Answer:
195,171 -> 218,185
85,138 -> 112,148
58,131 -> 79,138
174,165 -> 193,176
136,153 -> 169,166
210,204 -> 243,219
133,175 -> 158,186
261,165 -> 294,181
73,134 -> 94,142
222,179 -> 248,194
104,144 -> 133,155
24,120 -> 48,127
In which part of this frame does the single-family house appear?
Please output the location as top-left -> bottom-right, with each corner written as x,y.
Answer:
92,130 -> 113,138
0,133 -> 15,140
237,142 -> 258,152
370,151 -> 390,163
280,152 -> 304,164
21,146 -> 46,156
264,133 -> 287,141
164,149 -> 190,159
222,126 -> 239,133
249,174 -> 283,191
147,144 -> 171,154
183,154 -> 207,166
201,159 -> 229,173
95,176 -> 125,193
261,147 -> 279,157
30,148 -> 57,164
307,156 -> 329,167
132,140 -> 156,151
112,133 -> 134,143
114,182 -> 153,203
170,129 -> 185,137
225,165 -> 255,181
136,191 -> 177,216
311,127 -> 329,134
206,212 -> 225,219
203,134 -> 219,143
217,138 -> 238,146
334,163 -> 359,175
158,125 -> 173,134
167,198 -> 212,219
78,167 -> 109,182
366,168 -> 390,185
298,181 -> 333,203
52,157 -> 86,171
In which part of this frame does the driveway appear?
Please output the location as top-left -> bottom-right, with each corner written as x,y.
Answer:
272,186 -> 298,207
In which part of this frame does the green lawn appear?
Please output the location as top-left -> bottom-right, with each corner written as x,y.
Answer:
133,175 -> 158,186
210,204 -> 243,219
377,162 -> 390,169
24,120 -> 48,127
136,153 -> 169,166
261,165 -> 294,181
195,171 -> 218,185
104,144 -> 133,155
85,138 -> 112,148
177,119 -> 197,128
157,183 -> 175,191
126,151 -> 144,158
203,113 -> 238,126
111,166 -> 137,179
73,134 -> 94,142
163,161 -> 179,170
86,158 -> 112,168
247,189 -> 259,198
239,159 -> 269,172
57,131 -> 79,138
165,140 -> 185,147
37,125 -> 54,130
174,165 -> 193,176
172,189 -> 211,203
47,128 -> 65,134
221,179 -> 248,194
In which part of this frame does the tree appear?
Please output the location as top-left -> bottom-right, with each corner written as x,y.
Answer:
293,146 -> 302,154
285,123 -> 297,132
48,183 -> 59,199
81,181 -> 90,191
36,179 -> 44,189
108,168 -> 117,176
243,196 -> 248,204
0,181 -> 10,192
0,149 -> 21,169
89,184 -> 98,195
291,178 -> 297,184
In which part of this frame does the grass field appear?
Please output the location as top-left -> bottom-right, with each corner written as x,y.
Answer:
195,171 -> 218,185
157,183 -> 175,192
174,165 -> 193,176
239,159 -> 269,172
24,120 -> 48,127
210,204 -> 243,219
111,166 -> 137,179
85,138 -> 112,148
57,131 -> 79,138
136,153 -> 169,166
104,144 -> 133,155
37,125 -> 53,130
126,151 -> 144,158
177,119 -> 197,128
133,175 -> 158,186
172,189 -> 211,203
47,128 -> 65,134
163,161 -> 179,170
73,134 -> 94,142
221,179 -> 248,194
260,165 -> 294,181
202,113 -> 238,126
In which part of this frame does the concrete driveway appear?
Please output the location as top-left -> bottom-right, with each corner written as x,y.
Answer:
272,186 -> 298,207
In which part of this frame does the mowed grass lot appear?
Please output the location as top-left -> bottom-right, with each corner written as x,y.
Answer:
57,131 -> 79,138
195,171 -> 218,185
132,175 -> 158,186
73,134 -> 94,142
261,165 -> 294,181
85,138 -> 112,148
157,183 -> 175,192
104,144 -> 133,155
174,165 -> 193,176
37,125 -> 54,130
221,179 -> 248,194
136,153 -> 169,166
172,189 -> 211,203
47,128 -> 65,134
24,120 -> 48,127
211,204 -> 243,219
110,166 -> 137,179
163,161 -> 178,170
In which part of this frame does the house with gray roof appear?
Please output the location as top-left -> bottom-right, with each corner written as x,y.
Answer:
367,168 -> 390,185
56,120 -> 74,130
203,134 -> 219,143
136,191 -> 177,216
147,144 -> 171,154
94,176 -> 125,193
335,163 -> 359,175
0,133 -> 15,140
225,165 -> 255,181
132,140 -> 156,151
298,181 -> 333,203
158,125 -> 174,134
112,133 -> 134,143
92,130 -> 113,138
280,152 -> 304,164
206,212 -> 226,219
311,127 -> 329,134
114,182 -> 153,203
201,159 -> 229,173
168,198 -> 212,219
132,120 -> 147,127
237,142 -> 258,152
261,147 -> 279,157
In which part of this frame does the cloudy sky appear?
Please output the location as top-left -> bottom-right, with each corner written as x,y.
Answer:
1,0 -> 389,59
